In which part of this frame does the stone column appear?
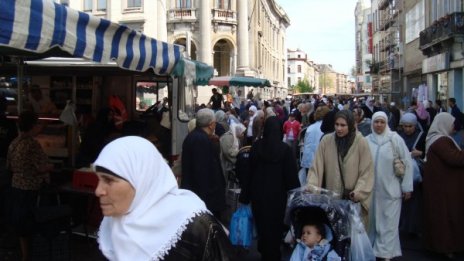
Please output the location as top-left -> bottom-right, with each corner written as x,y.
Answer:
236,0 -> 251,76
449,69 -> 463,106
157,0 -> 167,41
426,73 -> 436,104
199,0 -> 212,65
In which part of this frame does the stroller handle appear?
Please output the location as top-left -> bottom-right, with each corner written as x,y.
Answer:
302,184 -> 341,198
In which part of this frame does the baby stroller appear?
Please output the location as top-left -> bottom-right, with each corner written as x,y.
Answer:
285,187 -> 374,261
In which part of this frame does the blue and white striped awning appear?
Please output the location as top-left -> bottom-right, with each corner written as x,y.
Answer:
0,0 -> 184,75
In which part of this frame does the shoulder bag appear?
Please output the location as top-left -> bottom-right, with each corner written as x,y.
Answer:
390,139 -> 405,178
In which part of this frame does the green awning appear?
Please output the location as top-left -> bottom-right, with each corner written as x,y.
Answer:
208,76 -> 271,87
171,58 -> 214,85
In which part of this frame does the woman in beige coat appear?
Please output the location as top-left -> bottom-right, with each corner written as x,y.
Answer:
307,110 -> 374,224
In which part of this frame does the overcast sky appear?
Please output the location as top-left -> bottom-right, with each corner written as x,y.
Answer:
276,0 -> 359,76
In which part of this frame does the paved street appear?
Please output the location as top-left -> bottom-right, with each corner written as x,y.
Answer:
2,223 -> 464,260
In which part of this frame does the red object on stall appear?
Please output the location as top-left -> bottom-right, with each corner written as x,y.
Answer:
72,169 -> 98,190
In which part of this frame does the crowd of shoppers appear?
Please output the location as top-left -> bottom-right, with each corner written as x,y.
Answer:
3,85 -> 462,261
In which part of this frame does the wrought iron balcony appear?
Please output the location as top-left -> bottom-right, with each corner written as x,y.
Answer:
419,12 -> 464,53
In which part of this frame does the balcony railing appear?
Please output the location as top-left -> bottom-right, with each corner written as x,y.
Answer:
168,8 -> 197,21
379,9 -> 399,31
419,12 -> 464,51
212,9 -> 236,24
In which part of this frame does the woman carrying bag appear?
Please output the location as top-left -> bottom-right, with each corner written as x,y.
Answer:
366,111 -> 413,261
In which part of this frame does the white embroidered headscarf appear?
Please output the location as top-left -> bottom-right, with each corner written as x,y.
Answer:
370,111 -> 392,144
94,136 -> 208,261
426,112 -> 461,154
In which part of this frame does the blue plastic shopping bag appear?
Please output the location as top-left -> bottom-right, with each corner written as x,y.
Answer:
229,204 -> 253,247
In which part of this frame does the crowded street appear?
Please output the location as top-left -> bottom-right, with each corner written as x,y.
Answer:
1,0 -> 464,260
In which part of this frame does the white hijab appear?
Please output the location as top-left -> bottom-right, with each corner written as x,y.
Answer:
425,112 -> 461,154
247,105 -> 258,137
94,136 -> 208,261
370,111 -> 392,144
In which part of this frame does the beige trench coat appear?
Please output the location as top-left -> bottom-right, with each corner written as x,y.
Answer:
307,132 -> 374,221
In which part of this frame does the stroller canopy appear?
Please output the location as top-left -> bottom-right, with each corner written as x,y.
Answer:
285,189 -> 351,241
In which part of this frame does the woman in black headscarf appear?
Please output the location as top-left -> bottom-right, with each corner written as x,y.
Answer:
239,116 -> 299,261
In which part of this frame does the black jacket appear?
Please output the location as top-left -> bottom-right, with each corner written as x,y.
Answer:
163,213 -> 238,261
181,128 -> 226,212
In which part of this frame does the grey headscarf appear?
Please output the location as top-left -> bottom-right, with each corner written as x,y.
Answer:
400,112 -> 417,125
215,110 -> 229,132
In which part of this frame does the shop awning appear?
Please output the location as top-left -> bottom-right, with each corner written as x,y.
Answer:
0,0 -> 183,75
208,76 -> 271,87
172,58 -> 214,85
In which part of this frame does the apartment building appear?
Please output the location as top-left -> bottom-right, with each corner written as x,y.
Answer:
419,0 -> 464,108
369,0 -> 403,105
287,49 -> 320,94
365,0 -> 463,109
318,64 -> 337,95
355,0 -> 373,93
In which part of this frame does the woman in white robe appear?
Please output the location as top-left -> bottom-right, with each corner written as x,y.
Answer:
366,111 -> 413,260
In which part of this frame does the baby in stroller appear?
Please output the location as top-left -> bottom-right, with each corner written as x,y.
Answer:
290,221 -> 341,261
286,187 -> 375,261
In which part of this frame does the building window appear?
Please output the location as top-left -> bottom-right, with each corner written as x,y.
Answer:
59,0 -> 69,6
297,65 -> 301,73
84,0 -> 92,11
297,54 -> 301,58
127,0 -> 142,8
176,0 -> 192,8
121,21 -> 144,33
431,0 -> 461,21
83,0 -> 106,12
97,0 -> 106,11
287,67 -> 290,73
216,0 -> 230,9
288,77 -> 291,87
298,77 -> 302,83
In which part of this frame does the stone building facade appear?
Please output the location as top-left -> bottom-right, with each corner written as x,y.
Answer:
64,0 -> 290,102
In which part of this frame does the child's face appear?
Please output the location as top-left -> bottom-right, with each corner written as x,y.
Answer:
301,225 -> 322,248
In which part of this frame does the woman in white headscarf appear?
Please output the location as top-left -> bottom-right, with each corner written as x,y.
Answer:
423,113 -> 464,258
366,111 -> 413,261
94,136 -> 236,261
244,105 -> 258,145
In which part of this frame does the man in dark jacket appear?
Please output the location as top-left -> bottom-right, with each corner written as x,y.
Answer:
388,102 -> 401,131
181,108 -> 226,221
448,97 -> 463,131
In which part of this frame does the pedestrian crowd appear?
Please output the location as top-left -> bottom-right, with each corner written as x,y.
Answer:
175,88 -> 464,261
2,87 -> 463,261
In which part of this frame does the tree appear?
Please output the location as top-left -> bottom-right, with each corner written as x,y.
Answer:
295,78 -> 313,93
351,65 -> 357,77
